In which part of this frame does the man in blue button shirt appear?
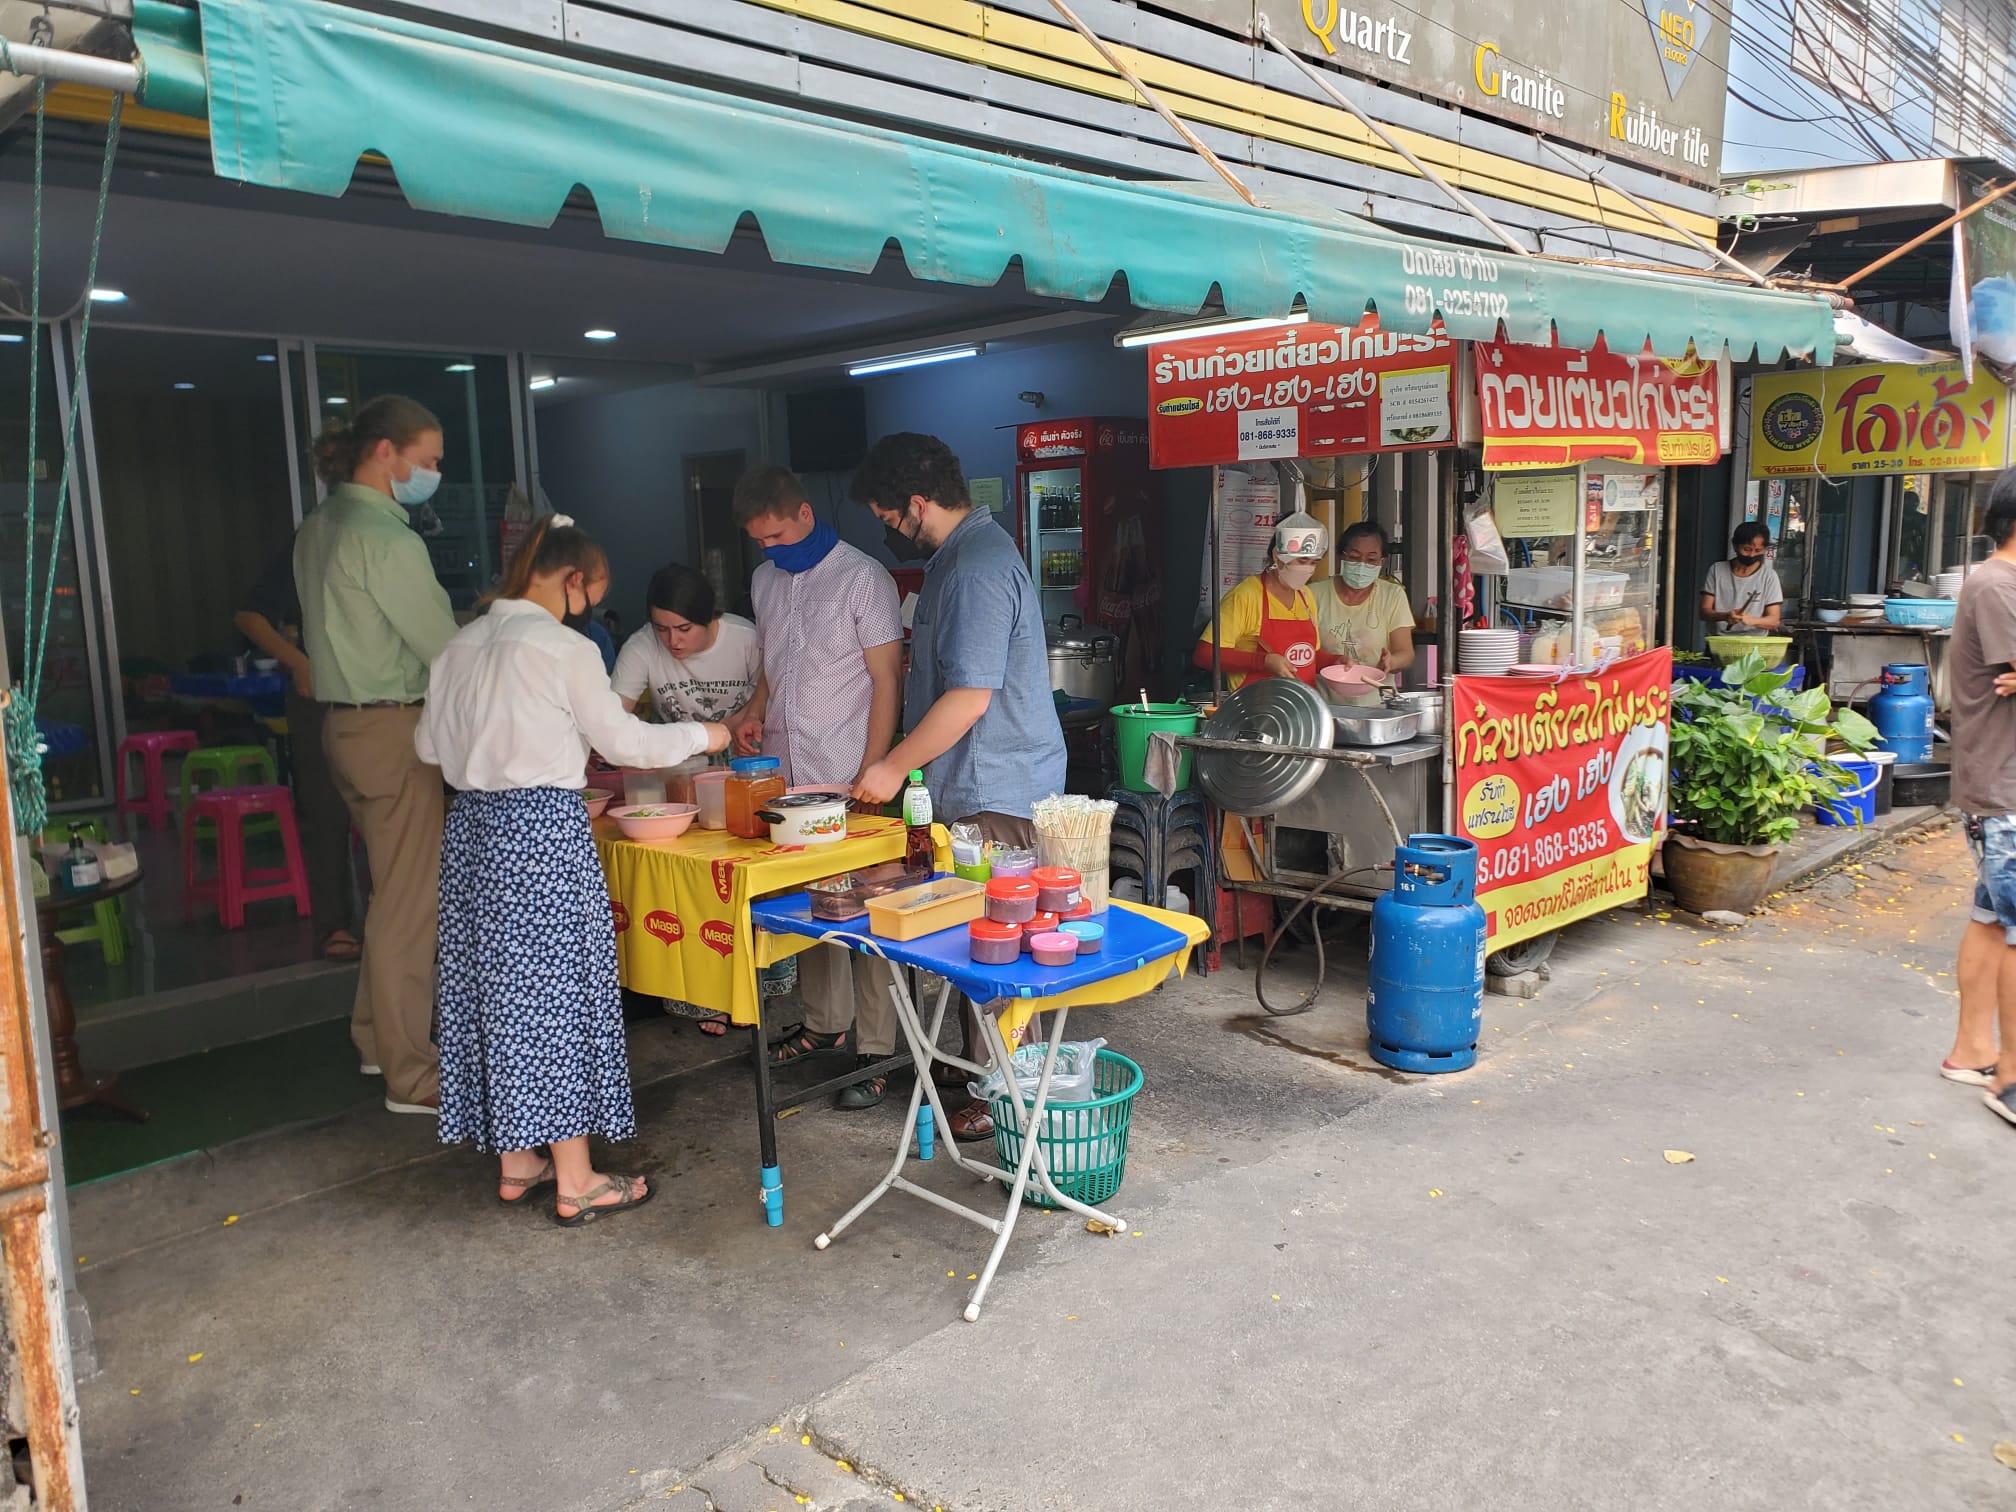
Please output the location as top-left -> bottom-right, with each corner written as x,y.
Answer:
851,432 -> 1068,1140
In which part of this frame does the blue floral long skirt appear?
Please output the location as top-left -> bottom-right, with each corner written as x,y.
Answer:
436,787 -> 635,1153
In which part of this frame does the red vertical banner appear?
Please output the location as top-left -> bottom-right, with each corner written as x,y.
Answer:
1451,650 -> 1672,950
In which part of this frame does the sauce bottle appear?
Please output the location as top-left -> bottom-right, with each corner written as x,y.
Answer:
901,769 -> 934,872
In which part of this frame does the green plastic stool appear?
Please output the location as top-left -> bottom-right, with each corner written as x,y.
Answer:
41,818 -> 125,966
181,746 -> 280,840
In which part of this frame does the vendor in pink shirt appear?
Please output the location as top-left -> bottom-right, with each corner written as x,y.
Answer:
733,465 -> 910,1111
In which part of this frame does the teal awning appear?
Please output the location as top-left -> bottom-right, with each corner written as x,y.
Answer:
138,0 -> 1837,362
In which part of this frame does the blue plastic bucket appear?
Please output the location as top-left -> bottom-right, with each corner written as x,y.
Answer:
1814,755 -> 1879,827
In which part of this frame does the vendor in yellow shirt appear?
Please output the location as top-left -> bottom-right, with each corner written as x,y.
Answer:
1313,522 -> 1417,702
1193,511 -> 1333,690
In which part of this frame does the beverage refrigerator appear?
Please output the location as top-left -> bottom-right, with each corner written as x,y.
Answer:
1015,417 -> 1162,686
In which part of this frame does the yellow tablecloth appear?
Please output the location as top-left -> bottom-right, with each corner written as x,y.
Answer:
596,816 -> 906,1025
994,899 -> 1212,1046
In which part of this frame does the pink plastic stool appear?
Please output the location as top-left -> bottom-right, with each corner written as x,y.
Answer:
115,730 -> 199,831
182,786 -> 312,929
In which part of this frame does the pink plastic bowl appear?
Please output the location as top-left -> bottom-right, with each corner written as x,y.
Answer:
609,803 -> 699,842
581,788 -> 615,819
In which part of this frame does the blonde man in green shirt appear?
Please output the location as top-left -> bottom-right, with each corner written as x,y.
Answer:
295,396 -> 459,1115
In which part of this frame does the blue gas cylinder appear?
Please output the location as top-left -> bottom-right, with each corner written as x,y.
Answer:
1868,663 -> 1934,762
1367,834 -> 1487,1073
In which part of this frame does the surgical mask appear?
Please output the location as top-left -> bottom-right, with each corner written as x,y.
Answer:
1274,561 -> 1317,591
1339,561 -> 1381,591
391,461 -> 442,507
765,518 -> 840,575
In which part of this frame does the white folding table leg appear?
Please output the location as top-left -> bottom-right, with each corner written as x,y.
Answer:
815,976 -> 955,1249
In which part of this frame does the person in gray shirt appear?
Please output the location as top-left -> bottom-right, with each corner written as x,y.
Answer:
850,432 -> 1068,1140
1700,522 -> 1783,636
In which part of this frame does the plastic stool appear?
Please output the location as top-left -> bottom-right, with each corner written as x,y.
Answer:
1106,785 -> 1214,910
182,786 -> 312,929
42,818 -> 125,966
115,730 -> 199,831
182,745 -> 281,839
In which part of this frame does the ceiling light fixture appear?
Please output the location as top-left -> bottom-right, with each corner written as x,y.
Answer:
173,382 -> 195,390
325,396 -> 349,406
255,353 -> 277,363
0,334 -> 23,345
445,362 -> 476,373
88,287 -> 126,303
1115,309 -> 1309,349
847,345 -> 982,378
529,376 -> 558,391
582,329 -> 617,341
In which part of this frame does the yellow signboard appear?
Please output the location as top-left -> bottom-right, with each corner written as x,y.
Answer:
1750,361 -> 2012,478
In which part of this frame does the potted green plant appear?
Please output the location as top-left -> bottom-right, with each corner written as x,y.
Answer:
1664,651 -> 1879,915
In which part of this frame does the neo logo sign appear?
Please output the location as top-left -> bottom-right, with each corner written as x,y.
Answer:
1642,0 -> 1712,99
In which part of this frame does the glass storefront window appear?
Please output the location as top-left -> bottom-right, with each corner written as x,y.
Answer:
312,350 -> 515,609
0,322 -> 106,804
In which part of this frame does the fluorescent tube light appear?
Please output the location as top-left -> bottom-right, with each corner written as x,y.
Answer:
847,345 -> 982,378
88,287 -> 126,303
445,362 -> 476,373
582,329 -> 617,341
1115,311 -> 1309,348
529,376 -> 558,391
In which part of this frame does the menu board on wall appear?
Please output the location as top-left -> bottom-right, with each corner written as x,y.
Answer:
1492,470 -> 1578,536
1149,319 -> 1454,469
1196,463 -> 1282,621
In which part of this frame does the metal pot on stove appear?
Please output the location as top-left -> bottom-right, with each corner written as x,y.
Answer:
1046,614 -> 1118,705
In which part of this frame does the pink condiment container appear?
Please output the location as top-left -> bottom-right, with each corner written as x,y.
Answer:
1028,931 -> 1077,967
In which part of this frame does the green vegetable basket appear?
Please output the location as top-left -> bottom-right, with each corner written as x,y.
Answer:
989,1048 -> 1143,1209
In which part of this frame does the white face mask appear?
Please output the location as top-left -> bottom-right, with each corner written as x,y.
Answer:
1339,561 -> 1381,591
1274,561 -> 1317,591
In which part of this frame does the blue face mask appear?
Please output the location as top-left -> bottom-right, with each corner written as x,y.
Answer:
764,517 -> 840,575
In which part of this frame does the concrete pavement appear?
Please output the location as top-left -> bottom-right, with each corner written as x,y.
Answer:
70,820 -> 2015,1510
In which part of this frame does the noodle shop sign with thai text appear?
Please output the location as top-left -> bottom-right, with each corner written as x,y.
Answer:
1748,360 -> 2013,477
1475,340 -> 1724,470
1146,316 -> 1454,469
1452,649 -> 1672,951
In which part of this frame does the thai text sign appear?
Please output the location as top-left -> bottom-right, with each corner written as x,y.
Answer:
1453,649 -> 1671,950
1749,361 -> 2012,477
1146,319 -> 1454,469
1476,341 -> 1722,470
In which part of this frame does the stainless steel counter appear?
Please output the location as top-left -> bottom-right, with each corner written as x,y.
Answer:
1332,735 -> 1442,768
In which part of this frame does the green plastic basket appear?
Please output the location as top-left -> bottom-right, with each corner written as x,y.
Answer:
989,1048 -> 1143,1209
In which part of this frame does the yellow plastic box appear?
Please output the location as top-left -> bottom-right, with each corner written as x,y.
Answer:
864,877 -> 987,941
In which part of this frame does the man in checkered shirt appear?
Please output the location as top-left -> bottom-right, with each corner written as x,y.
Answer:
735,464 -> 908,1109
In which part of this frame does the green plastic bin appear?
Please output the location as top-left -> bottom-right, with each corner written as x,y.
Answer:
1111,703 -> 1198,793
989,1049 -> 1144,1209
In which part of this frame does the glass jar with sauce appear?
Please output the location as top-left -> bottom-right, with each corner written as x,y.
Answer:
725,756 -> 785,839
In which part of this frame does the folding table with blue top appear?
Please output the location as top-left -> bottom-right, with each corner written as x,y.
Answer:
750,887 -> 1207,1321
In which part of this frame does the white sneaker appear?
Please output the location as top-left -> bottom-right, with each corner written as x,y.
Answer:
384,1097 -> 438,1116
359,1062 -> 382,1076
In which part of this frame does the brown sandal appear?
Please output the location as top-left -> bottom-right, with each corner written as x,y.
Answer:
946,1100 -> 995,1142
552,1174 -> 655,1227
496,1157 -> 555,1207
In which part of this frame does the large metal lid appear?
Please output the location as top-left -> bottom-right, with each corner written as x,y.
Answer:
1195,679 -> 1334,816
1047,620 -> 1116,653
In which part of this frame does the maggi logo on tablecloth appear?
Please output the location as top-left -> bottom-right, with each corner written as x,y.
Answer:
610,900 -> 630,934
701,920 -> 735,957
645,910 -> 683,945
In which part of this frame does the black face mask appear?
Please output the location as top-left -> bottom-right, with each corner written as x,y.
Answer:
882,504 -> 933,563
562,582 -> 594,632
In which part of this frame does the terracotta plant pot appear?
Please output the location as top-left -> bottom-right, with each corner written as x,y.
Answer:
1662,832 -> 1778,917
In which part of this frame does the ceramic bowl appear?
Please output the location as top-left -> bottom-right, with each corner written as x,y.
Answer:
609,803 -> 699,842
581,788 -> 615,819
1815,608 -> 1847,624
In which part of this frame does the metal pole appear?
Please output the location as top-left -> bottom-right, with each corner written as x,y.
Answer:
1532,136 -> 1778,290
1045,0 -> 1258,207
1257,17 -> 1531,258
1661,468 -> 1678,650
1210,468 -> 1223,705
1571,466 -> 1588,666
0,40 -> 140,96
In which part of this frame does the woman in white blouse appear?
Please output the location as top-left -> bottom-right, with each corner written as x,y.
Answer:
417,515 -> 729,1227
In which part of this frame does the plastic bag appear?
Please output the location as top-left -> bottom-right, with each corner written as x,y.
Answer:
1464,490 -> 1512,577
949,822 -> 985,868
969,1037 -> 1106,1107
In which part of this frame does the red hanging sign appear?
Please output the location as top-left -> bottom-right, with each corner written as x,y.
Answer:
1145,318 -> 1455,469
1451,649 -> 1672,950
1475,340 -> 1722,470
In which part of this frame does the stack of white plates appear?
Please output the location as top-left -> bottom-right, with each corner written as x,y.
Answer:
1934,570 -> 1964,599
1459,628 -> 1520,675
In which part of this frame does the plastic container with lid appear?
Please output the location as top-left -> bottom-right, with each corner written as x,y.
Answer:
989,846 -> 1038,879
968,918 -> 1022,965
984,877 -> 1039,924
1020,911 -> 1061,951
1059,920 -> 1105,955
1061,896 -> 1094,922
1028,931 -> 1078,967
693,769 -> 732,830
1031,865 -> 1083,914
725,756 -> 785,839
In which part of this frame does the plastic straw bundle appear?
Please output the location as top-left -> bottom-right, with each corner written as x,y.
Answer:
1032,793 -> 1117,910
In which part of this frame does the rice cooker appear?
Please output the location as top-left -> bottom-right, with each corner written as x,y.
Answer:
1046,616 -> 1118,705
